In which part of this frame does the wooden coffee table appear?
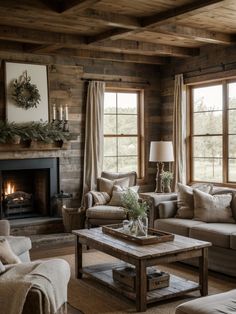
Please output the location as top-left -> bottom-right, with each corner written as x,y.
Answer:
73,228 -> 211,312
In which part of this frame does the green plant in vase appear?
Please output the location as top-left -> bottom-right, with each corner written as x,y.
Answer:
161,171 -> 173,193
122,188 -> 149,237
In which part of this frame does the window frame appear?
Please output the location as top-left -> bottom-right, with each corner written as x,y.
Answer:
103,87 -> 145,179
189,79 -> 236,186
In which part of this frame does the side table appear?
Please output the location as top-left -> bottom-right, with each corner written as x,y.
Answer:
139,192 -> 177,228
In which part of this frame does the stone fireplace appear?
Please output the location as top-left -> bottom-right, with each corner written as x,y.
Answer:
0,158 -> 59,219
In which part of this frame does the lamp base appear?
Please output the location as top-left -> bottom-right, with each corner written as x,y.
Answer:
155,162 -> 164,193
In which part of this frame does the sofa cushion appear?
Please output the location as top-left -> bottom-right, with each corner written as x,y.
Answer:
0,238 -> 21,264
109,185 -> 139,206
98,177 -> 129,195
193,189 -> 234,223
176,183 -> 211,219
86,205 -> 127,220
2,236 -> 32,256
90,191 -> 110,205
212,188 -> 236,221
176,289 -> 236,314
0,260 -> 5,274
190,223 -> 236,248
101,171 -> 137,187
154,218 -> 204,237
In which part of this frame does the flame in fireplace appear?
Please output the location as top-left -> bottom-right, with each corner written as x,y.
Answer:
5,182 -> 15,195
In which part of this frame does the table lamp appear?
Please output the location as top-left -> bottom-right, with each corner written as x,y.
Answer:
149,141 -> 174,193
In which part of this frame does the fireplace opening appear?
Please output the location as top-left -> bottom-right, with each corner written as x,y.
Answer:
0,158 -> 59,219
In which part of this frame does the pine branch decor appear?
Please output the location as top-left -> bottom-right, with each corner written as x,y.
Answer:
12,71 -> 41,110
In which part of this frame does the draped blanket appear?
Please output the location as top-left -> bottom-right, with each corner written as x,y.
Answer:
0,259 -> 70,314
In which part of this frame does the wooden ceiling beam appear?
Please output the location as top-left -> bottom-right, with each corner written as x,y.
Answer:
155,25 -> 235,45
56,48 -> 169,64
59,0 -> 102,14
24,44 -> 65,53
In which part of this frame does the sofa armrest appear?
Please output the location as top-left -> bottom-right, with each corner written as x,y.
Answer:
84,192 -> 94,209
158,200 -> 178,218
0,220 -> 10,236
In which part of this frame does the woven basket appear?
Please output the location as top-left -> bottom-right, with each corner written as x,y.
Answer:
62,207 -> 86,232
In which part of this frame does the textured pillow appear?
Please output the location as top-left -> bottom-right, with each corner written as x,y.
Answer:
193,189 -> 235,223
0,238 -> 21,265
0,260 -> 5,274
90,191 -> 110,205
109,185 -> 139,206
176,183 -> 212,219
98,177 -> 130,195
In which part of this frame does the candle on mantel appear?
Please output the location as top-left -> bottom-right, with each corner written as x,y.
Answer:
53,104 -> 56,120
65,104 -> 69,120
59,106 -> 63,121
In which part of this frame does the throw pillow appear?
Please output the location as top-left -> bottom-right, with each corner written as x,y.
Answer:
176,183 -> 212,219
98,177 -> 130,195
193,189 -> 235,223
0,238 -> 21,265
90,191 -> 110,205
0,260 -> 5,274
109,185 -> 139,206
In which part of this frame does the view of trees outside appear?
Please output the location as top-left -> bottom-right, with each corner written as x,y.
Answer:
103,91 -> 139,173
192,82 -> 236,182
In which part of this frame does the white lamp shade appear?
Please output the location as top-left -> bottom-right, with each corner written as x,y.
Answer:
149,141 -> 174,162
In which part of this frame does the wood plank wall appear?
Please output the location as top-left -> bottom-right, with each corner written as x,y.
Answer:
0,51 -> 161,203
160,44 -> 236,141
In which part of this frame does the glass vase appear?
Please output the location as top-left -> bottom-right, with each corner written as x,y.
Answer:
129,216 -> 148,237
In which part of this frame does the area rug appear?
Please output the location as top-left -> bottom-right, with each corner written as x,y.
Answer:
57,251 -> 236,314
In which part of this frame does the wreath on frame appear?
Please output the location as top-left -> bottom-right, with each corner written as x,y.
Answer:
11,71 -> 41,110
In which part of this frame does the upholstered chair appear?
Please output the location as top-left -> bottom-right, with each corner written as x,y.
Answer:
85,171 -> 137,227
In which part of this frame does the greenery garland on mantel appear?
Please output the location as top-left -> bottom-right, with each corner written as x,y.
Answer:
12,71 -> 41,110
0,121 -> 72,144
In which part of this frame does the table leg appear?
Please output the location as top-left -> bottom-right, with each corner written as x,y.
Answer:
199,247 -> 208,296
75,235 -> 83,279
136,260 -> 147,312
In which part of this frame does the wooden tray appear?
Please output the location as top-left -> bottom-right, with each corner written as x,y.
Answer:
102,224 -> 174,245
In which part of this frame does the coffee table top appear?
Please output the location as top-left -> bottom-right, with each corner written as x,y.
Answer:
73,227 -> 211,260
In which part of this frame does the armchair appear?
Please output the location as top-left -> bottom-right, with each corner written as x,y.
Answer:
85,171 -> 137,227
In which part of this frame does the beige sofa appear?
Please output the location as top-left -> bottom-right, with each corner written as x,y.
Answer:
176,289 -> 236,314
154,187 -> 236,277
0,220 -> 70,314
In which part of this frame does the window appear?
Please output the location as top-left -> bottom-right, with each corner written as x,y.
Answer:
103,89 -> 144,178
190,80 -> 236,183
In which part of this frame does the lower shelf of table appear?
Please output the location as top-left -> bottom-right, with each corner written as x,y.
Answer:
81,262 -> 200,304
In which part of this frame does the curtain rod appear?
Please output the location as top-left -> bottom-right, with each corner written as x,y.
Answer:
81,77 -> 150,85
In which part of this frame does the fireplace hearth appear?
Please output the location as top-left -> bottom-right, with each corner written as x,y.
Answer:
0,158 -> 59,219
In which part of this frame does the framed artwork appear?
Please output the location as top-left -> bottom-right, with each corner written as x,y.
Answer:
4,62 -> 49,122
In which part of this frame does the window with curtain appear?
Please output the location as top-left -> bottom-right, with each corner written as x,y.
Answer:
103,89 -> 144,178
190,80 -> 236,183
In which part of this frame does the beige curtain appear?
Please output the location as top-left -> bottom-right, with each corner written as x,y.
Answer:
82,81 -> 105,197
173,74 -> 187,190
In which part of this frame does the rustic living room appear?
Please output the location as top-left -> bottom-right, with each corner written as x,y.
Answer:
1,1 -> 236,314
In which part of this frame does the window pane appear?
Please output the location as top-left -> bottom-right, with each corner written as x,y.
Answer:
193,136 -> 222,158
104,92 -> 116,114
193,85 -> 222,112
228,110 -> 236,134
118,93 -> 137,114
228,159 -> 236,181
103,157 -> 117,172
118,157 -> 137,173
228,83 -> 236,109
104,137 -> 117,156
193,158 -> 222,182
229,135 -> 236,158
118,137 -> 138,156
104,115 -> 116,134
193,111 -> 222,135
118,115 -> 137,134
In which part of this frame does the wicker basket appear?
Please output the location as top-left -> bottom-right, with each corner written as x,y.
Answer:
62,207 -> 86,232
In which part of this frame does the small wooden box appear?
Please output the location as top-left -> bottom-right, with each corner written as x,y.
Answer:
112,266 -> 169,291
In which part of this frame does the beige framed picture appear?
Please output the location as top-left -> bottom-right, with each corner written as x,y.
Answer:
5,61 -> 49,122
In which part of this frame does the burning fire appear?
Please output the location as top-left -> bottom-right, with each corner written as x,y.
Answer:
5,182 -> 15,195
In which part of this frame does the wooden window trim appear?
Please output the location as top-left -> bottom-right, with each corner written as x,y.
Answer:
104,88 -> 145,179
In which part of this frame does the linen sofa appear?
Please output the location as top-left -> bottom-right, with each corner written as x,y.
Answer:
85,171 -> 137,227
0,219 -> 70,314
153,186 -> 236,277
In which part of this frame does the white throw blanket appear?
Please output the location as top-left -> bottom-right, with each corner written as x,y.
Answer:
0,259 -> 70,314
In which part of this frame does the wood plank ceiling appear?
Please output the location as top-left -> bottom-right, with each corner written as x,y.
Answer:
0,0 -> 236,64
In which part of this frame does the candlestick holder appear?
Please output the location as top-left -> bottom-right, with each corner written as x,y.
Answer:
58,120 -> 64,130
63,120 -> 69,132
